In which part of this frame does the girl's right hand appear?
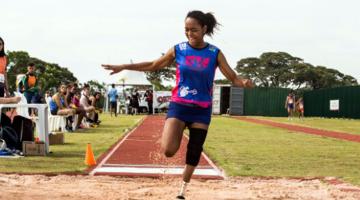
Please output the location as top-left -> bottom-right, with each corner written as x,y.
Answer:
101,64 -> 125,75
243,79 -> 254,88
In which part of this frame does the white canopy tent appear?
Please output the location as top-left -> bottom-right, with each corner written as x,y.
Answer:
117,70 -> 152,86
104,70 -> 154,113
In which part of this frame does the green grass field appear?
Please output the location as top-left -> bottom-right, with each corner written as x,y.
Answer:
0,114 -> 143,173
206,116 -> 360,185
1,114 -> 359,186
251,116 -> 360,135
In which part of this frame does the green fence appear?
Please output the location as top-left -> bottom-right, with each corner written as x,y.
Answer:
303,86 -> 360,119
243,87 -> 290,116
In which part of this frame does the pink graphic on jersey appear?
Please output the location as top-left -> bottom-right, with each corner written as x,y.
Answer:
171,96 -> 211,108
185,56 -> 210,68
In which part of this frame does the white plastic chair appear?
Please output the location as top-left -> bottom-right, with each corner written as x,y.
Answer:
13,92 -> 40,135
45,97 -> 66,132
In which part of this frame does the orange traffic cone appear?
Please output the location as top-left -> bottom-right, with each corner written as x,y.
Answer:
85,143 -> 96,166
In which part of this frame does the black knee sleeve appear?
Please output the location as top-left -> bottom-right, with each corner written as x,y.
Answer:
186,128 -> 208,166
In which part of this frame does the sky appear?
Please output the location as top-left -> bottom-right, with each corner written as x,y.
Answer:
2,0 -> 360,84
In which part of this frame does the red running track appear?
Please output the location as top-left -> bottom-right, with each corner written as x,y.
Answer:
90,115 -> 224,179
233,116 -> 360,143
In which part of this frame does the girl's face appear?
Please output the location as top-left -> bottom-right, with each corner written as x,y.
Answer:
185,17 -> 206,46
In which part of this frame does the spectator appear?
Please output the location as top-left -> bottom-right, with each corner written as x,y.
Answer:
89,91 -> 102,124
65,83 -> 78,107
296,97 -> 304,120
145,89 -> 153,114
0,37 -> 10,97
285,90 -> 296,120
131,89 -> 140,115
49,83 -> 76,131
65,83 -> 86,130
125,96 -> 131,115
21,62 -> 41,104
79,84 -> 96,124
72,91 -> 81,108
45,90 -> 53,104
108,83 -> 118,117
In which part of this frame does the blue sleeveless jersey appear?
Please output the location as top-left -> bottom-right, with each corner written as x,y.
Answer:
172,42 -> 220,108
49,96 -> 65,113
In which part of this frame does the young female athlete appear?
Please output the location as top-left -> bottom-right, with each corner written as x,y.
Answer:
102,10 -> 253,199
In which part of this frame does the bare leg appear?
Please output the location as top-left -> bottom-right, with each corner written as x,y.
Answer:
161,118 -> 186,157
182,122 -> 208,182
177,123 -> 208,199
76,109 -> 85,127
287,108 -> 292,120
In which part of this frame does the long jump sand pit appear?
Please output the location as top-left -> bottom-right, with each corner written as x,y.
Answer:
1,174 -> 359,200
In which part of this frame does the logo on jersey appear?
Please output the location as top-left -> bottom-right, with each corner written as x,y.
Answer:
185,56 -> 210,69
179,86 -> 198,97
209,46 -> 217,52
179,43 -> 187,51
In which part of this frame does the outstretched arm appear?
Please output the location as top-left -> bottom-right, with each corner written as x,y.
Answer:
217,51 -> 253,88
102,47 -> 175,75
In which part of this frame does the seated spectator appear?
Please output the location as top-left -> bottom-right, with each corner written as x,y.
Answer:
79,84 -> 96,123
64,83 -> 86,130
45,90 -> 53,104
49,83 -> 76,131
89,91 -> 102,124
71,91 -> 81,108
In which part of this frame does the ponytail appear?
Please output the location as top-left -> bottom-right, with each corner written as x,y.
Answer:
186,10 -> 220,36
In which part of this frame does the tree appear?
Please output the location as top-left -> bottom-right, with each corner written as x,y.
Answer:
6,51 -> 78,93
84,80 -> 106,93
236,52 -> 358,89
144,53 -> 176,90
236,52 -> 302,88
214,79 -> 231,85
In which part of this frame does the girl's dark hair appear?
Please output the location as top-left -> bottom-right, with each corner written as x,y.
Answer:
186,10 -> 220,36
0,37 -> 5,57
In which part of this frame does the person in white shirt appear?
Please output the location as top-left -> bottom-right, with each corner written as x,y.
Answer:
79,84 -> 96,123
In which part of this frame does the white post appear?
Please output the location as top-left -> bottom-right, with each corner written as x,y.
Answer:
152,85 -> 155,114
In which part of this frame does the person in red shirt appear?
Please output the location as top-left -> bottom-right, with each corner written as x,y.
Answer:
0,37 -> 10,97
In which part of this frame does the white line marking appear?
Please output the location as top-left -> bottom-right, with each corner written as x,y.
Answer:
102,163 -> 213,169
93,167 -> 220,176
90,116 -> 224,179
89,116 -> 148,176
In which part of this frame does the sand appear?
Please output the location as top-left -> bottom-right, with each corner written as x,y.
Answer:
0,174 -> 359,200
